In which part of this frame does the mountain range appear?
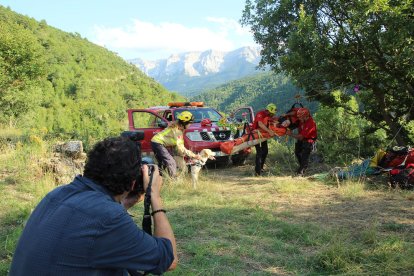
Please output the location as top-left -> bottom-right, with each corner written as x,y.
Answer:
129,46 -> 264,97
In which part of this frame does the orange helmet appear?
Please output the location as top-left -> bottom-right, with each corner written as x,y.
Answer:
296,108 -> 310,119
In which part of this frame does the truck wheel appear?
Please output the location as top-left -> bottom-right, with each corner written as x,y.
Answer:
206,156 -> 231,169
231,155 -> 247,166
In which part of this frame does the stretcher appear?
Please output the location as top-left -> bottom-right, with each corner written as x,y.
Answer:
220,123 -> 287,155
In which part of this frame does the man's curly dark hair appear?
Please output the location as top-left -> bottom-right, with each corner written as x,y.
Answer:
83,137 -> 140,195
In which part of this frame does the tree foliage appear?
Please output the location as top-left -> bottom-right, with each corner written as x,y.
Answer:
192,71 -> 318,114
0,6 -> 183,145
315,91 -> 387,162
0,15 -> 45,124
242,0 -> 414,144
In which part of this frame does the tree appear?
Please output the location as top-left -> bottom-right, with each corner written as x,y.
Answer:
0,20 -> 45,125
0,6 -> 184,140
315,91 -> 387,162
242,0 -> 414,144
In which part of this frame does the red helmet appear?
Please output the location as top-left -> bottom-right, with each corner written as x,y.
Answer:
296,108 -> 310,119
201,118 -> 212,126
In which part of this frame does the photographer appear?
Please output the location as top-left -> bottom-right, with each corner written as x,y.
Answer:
10,136 -> 177,275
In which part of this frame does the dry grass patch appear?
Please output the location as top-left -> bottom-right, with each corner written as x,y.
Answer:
154,163 -> 414,275
2,150 -> 414,275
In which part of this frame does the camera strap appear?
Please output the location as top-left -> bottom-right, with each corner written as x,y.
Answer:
142,166 -> 154,235
128,173 -> 153,276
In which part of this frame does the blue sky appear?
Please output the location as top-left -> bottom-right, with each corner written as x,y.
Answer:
0,0 -> 257,60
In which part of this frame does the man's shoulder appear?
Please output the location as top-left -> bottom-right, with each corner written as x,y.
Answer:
74,192 -> 124,220
47,180 -> 125,221
255,110 -> 267,118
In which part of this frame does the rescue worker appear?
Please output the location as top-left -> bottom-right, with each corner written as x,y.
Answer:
253,103 -> 277,176
287,108 -> 317,176
279,103 -> 303,129
151,111 -> 201,177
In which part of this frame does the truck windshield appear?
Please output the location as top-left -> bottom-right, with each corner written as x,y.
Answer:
173,108 -> 222,123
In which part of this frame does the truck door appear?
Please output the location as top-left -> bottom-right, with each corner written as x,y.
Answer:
127,110 -> 168,152
232,106 -> 254,124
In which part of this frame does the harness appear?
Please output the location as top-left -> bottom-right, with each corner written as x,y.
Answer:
190,160 -> 205,167
185,156 -> 209,167
242,121 -> 255,142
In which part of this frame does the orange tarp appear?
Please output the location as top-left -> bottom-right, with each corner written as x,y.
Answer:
220,124 -> 287,155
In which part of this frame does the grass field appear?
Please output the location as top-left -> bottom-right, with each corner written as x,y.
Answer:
1,140 -> 414,275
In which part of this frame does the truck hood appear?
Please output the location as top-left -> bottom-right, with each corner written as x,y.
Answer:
186,122 -> 226,131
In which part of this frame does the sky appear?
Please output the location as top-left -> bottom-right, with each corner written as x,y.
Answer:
0,0 -> 257,61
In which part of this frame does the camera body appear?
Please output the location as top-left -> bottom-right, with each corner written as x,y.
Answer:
121,131 -> 155,194
135,158 -> 155,193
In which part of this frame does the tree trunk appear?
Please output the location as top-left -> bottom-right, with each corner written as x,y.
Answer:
371,87 -> 406,145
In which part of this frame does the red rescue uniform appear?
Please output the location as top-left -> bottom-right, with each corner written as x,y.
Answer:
294,115 -> 317,176
253,109 -> 273,175
298,117 -> 317,143
253,110 -> 273,130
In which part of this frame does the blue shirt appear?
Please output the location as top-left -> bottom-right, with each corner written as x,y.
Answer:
9,176 -> 174,275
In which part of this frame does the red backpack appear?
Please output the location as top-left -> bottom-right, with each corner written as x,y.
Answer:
379,146 -> 414,168
389,163 -> 414,190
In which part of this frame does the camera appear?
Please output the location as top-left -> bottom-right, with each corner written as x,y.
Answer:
121,131 -> 157,236
135,158 -> 155,194
121,131 -> 155,195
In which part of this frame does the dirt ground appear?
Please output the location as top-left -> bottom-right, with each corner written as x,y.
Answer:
205,164 -> 414,240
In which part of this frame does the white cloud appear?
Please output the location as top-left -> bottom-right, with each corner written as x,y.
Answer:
206,17 -> 251,36
91,18 -> 255,59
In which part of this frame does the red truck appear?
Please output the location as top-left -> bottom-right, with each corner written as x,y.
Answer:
126,102 -> 254,165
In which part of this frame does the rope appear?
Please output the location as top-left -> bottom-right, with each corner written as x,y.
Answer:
384,101 -> 414,148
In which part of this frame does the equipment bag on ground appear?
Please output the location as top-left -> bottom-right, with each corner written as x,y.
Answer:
389,163 -> 414,190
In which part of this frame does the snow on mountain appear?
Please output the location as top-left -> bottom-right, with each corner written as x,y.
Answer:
129,46 -> 262,96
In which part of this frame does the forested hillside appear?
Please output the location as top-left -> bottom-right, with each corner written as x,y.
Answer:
192,71 -> 318,114
0,6 -> 183,145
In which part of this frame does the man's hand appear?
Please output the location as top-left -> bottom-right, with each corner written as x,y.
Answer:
141,164 -> 178,271
142,164 -> 163,199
